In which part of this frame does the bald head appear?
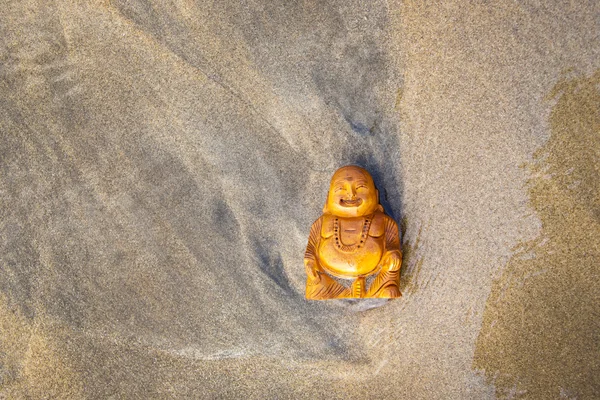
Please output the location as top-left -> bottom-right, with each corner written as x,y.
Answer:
324,166 -> 380,217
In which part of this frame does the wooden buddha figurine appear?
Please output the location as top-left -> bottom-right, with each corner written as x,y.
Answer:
304,166 -> 402,300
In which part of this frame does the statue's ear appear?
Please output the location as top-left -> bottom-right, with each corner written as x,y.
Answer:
376,189 -> 384,212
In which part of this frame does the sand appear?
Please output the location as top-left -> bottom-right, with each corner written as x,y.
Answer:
1,1 -> 598,398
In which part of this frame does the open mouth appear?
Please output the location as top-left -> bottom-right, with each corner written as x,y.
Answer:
340,198 -> 362,207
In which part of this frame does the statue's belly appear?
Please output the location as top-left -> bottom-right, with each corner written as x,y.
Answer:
318,236 -> 383,279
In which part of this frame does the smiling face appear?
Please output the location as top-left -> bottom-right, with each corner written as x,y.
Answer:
324,166 -> 379,217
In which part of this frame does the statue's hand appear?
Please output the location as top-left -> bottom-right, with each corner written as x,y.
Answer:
379,250 -> 402,272
304,259 -> 321,281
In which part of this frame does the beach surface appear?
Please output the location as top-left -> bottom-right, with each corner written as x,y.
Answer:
1,1 -> 598,398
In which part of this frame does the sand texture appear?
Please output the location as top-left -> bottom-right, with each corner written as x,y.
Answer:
1,1 -> 598,398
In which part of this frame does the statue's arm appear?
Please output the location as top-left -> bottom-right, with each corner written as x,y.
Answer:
384,216 -> 401,250
304,217 -> 322,279
382,216 -> 402,271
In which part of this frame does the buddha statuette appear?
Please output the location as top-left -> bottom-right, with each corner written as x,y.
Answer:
304,166 -> 402,300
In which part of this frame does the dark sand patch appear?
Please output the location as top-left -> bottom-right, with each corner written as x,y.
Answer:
474,70 -> 600,399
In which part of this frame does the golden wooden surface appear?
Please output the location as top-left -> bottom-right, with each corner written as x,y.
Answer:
304,166 -> 402,300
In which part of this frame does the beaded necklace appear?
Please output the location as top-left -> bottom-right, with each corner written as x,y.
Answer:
333,214 -> 373,252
